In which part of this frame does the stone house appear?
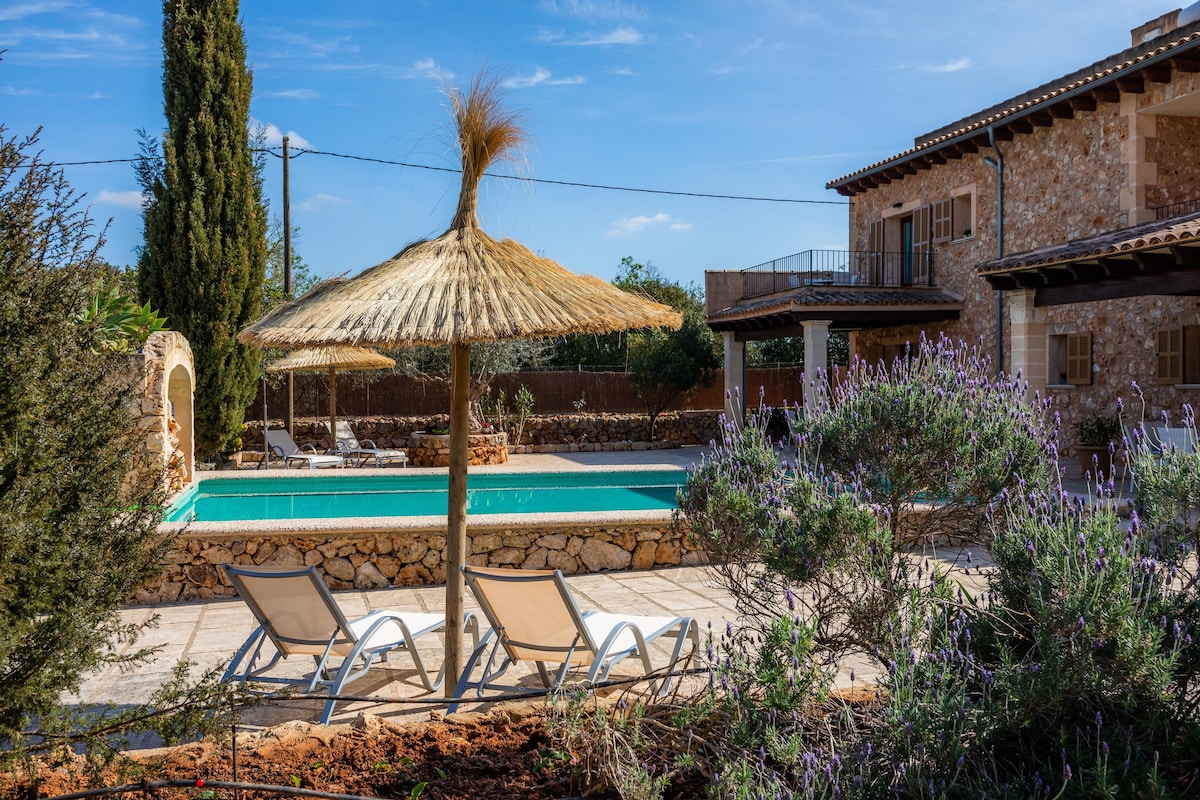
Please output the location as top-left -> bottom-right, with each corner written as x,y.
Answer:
706,7 -> 1200,451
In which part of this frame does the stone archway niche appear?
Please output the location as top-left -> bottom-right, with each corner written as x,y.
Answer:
130,331 -> 195,491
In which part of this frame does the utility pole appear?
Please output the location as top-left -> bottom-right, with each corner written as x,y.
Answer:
283,135 -> 295,437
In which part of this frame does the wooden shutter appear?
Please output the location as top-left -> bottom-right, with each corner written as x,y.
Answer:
911,204 -> 931,284
1066,332 -> 1092,386
866,344 -> 885,367
1158,327 -> 1183,384
867,218 -> 884,285
931,198 -> 953,244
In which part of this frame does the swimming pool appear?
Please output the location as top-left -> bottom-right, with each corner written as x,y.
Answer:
166,469 -> 686,523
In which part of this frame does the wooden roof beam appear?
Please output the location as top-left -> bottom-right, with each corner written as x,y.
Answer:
1115,74 -> 1145,94
1090,84 -> 1121,103
1170,54 -> 1200,73
990,125 -> 1015,142
1134,251 -> 1176,272
1068,94 -> 1098,112
1143,63 -> 1173,84
1009,117 -> 1034,134
1028,110 -> 1055,127
1048,102 -> 1075,119
1170,244 -> 1200,267
926,150 -> 947,165
897,161 -> 918,175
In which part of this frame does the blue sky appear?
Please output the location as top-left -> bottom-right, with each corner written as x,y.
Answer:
1,0 -> 1169,288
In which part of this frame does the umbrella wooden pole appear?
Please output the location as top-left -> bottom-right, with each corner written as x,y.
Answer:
328,366 -> 337,448
445,341 -> 471,694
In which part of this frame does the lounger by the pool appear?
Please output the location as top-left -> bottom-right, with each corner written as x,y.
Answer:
330,420 -> 408,468
449,565 -> 699,712
221,564 -> 478,724
263,429 -> 344,469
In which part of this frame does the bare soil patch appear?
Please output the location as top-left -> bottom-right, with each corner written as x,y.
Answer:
2,706 -> 707,799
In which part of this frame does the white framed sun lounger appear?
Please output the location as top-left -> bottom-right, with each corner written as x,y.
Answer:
449,565 -> 698,712
263,429 -> 344,469
331,420 -> 408,468
221,564 -> 479,724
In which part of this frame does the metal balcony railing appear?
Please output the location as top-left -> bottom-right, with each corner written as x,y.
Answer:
739,249 -> 936,300
1152,198 -> 1200,220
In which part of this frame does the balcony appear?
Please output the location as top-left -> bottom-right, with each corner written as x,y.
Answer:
706,249 -> 959,335
739,249 -> 936,300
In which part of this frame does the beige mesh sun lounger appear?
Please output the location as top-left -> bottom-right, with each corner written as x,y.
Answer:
331,420 -> 408,468
263,429 -> 344,469
449,565 -> 699,712
221,564 -> 479,724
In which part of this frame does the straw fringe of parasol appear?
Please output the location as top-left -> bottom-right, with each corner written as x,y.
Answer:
265,346 -> 395,373
240,231 -> 681,349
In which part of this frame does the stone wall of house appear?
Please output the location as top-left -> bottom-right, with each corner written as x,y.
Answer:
847,147 -> 999,367
846,81 -> 1200,449
241,410 -> 722,457
136,519 -> 704,604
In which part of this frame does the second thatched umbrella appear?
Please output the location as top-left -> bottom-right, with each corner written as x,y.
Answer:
240,73 -> 682,692
265,346 -> 396,447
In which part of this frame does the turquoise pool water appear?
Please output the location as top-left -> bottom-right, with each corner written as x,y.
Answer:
166,470 -> 685,523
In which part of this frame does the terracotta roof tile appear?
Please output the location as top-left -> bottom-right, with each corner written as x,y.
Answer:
978,210 -> 1200,273
708,287 -> 961,321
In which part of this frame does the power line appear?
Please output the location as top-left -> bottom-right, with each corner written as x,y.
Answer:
43,147 -> 850,206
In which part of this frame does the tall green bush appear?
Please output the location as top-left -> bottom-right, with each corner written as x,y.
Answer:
0,126 -> 170,735
137,0 -> 266,459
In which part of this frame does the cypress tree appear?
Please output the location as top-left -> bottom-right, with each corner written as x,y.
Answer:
138,0 -> 265,459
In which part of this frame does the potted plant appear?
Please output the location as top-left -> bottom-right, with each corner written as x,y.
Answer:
1073,412 -> 1121,476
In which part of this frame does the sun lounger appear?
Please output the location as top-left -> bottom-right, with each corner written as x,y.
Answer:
449,565 -> 698,712
264,428 -> 344,469
222,564 -> 479,724
331,420 -> 408,468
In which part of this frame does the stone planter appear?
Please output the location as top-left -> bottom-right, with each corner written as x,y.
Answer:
408,431 -> 509,467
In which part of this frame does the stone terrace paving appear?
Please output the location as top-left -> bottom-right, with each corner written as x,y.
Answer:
69,447 -> 1096,732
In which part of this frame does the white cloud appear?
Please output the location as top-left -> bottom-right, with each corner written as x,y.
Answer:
96,189 -> 146,210
265,88 -> 320,100
539,25 -> 646,45
0,1 -> 78,23
251,118 -> 311,148
0,85 -> 38,96
609,66 -> 635,76
502,68 -> 586,89
265,30 -> 359,59
606,212 -> 691,237
86,90 -> 107,99
921,57 -> 971,73
297,193 -> 351,212
538,0 -> 646,21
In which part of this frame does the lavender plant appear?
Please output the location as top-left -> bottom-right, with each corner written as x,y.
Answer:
801,334 -> 1055,545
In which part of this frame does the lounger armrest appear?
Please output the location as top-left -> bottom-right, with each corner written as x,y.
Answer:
301,443 -> 321,454
269,445 -> 288,458
361,438 -> 379,449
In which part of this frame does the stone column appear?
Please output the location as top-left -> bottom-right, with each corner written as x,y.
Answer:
802,320 -> 832,416
1121,94 -> 1156,226
722,331 -> 745,425
1007,289 -> 1047,398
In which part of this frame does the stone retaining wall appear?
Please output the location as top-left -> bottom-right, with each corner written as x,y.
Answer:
241,410 -> 721,457
139,517 -> 704,604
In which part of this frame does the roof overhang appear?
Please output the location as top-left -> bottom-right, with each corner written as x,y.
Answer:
706,287 -> 962,335
978,211 -> 1200,306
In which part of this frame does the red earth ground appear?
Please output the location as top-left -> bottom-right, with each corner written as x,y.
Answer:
2,706 -> 711,800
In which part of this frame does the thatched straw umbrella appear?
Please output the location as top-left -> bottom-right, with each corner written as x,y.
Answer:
239,73 -> 681,691
265,346 -> 396,445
